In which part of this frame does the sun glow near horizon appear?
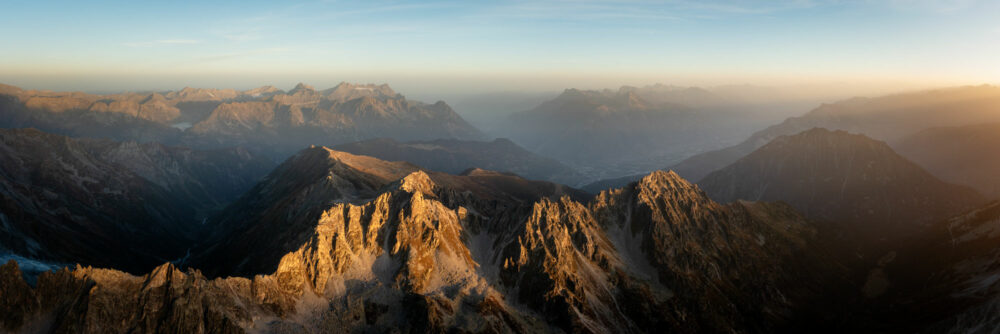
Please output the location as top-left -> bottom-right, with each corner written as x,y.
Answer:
0,0 -> 998,94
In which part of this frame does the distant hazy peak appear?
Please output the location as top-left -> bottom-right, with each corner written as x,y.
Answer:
288,82 -> 317,95
243,85 -> 282,96
0,83 -> 24,95
549,87 -> 651,109
322,82 -> 399,101
770,127 -> 888,148
490,137 -> 517,146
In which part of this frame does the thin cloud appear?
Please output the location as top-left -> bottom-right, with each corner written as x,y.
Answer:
194,47 -> 291,63
124,39 -> 202,47
885,0 -> 980,12
476,0 -> 823,23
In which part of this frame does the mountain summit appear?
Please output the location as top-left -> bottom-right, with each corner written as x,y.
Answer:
0,157 -> 842,332
698,128 -> 986,238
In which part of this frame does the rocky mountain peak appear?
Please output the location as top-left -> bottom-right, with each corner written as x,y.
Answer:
288,82 -> 317,95
618,90 -> 648,109
324,82 -> 399,101
397,170 -> 436,196
242,85 -> 282,97
698,127 -> 987,239
144,262 -> 186,289
635,170 -> 711,203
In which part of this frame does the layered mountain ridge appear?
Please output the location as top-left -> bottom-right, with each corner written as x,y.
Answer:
501,86 -> 759,180
332,137 -> 585,185
0,145 -> 846,333
667,85 -> 1000,183
4,82 -> 1000,333
895,123 -> 1000,199
698,128 -> 986,240
0,128 -> 272,274
0,82 -> 484,160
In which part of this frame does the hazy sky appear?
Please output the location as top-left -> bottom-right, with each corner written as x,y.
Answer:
1,0 -> 998,95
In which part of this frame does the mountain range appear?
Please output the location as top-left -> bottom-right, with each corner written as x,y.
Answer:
331,137 -> 584,185
0,128 -> 273,273
499,86 -> 769,180
895,123 -> 1000,199
0,82 -> 483,160
584,85 -> 1000,191
0,147 -> 848,332
697,128 -> 986,241
667,85 -> 1000,183
3,82 -> 1000,333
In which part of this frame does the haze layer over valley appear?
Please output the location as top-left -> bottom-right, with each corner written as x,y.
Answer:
3,0 -> 1000,332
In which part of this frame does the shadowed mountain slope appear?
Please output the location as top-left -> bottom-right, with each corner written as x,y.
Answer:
0,128 -> 272,274
698,128 -> 986,240
0,137 -> 854,333
669,85 -> 1000,183
895,123 -> 1000,199
332,137 -> 584,185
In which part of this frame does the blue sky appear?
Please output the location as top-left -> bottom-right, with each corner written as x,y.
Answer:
1,0 -> 998,94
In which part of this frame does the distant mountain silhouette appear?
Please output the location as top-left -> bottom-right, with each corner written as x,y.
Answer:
0,82 -> 484,160
671,85 -> 1000,182
895,123 -> 1000,199
500,86 -> 760,179
698,128 -> 986,240
332,137 -> 584,185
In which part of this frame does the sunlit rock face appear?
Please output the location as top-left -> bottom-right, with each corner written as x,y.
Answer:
0,147 -> 845,333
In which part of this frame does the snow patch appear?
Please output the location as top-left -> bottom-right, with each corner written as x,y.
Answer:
171,122 -> 193,131
0,253 -> 65,285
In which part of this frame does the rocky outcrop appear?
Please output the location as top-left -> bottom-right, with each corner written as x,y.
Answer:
585,171 -> 839,332
191,146 -> 587,278
187,149 -> 845,333
0,144 -> 847,333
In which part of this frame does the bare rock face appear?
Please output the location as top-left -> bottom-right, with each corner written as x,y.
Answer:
498,196 -> 629,333
592,171 -> 835,332
0,146 -> 845,333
